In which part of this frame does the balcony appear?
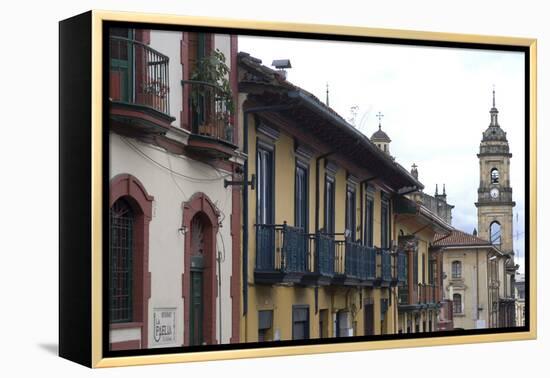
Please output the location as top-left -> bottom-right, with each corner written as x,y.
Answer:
301,233 -> 336,286
375,248 -> 392,287
398,284 -> 437,310
109,37 -> 175,135
396,251 -> 407,285
418,284 -> 437,308
182,80 -> 238,159
254,223 -> 307,284
332,240 -> 377,286
255,223 -> 382,286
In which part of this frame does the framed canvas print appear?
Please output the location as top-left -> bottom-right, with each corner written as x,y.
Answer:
59,10 -> 537,368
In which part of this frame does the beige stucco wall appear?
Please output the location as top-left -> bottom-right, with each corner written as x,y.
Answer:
442,247 -> 496,329
477,153 -> 514,255
477,204 -> 514,254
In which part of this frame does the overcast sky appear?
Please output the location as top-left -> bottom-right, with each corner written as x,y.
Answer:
239,35 -> 526,273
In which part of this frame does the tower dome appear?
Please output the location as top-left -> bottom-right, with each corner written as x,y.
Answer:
370,112 -> 391,154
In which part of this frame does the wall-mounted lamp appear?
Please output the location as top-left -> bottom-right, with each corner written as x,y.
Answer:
178,225 -> 187,235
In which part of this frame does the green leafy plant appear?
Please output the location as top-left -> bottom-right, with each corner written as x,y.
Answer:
189,48 -> 234,141
190,48 -> 234,114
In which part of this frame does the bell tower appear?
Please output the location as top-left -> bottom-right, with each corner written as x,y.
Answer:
475,89 -> 515,256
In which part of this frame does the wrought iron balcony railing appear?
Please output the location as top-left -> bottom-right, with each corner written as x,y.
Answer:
341,241 -> 376,281
182,80 -> 235,145
398,287 -> 409,305
307,233 -> 336,277
397,251 -> 407,284
255,224 -> 383,286
379,249 -> 392,282
418,283 -> 436,304
255,223 -> 307,274
109,36 -> 171,115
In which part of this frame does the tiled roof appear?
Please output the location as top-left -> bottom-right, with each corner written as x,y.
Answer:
433,229 -> 491,247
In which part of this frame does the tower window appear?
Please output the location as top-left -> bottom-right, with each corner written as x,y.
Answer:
490,221 -> 501,246
491,168 -> 499,184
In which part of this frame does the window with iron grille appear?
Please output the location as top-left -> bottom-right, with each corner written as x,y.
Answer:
109,198 -> 134,323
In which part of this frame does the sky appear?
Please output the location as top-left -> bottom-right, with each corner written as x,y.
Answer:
238,35 -> 526,273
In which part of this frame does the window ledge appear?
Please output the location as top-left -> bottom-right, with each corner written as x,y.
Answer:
110,321 -> 143,330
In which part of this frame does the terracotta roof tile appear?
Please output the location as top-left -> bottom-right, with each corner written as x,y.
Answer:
433,229 -> 491,247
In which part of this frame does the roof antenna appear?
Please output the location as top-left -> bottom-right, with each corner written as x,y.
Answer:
326,82 -> 330,106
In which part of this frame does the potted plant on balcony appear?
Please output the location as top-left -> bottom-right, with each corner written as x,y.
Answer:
189,49 -> 234,143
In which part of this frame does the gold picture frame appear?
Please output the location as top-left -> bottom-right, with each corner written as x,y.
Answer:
59,9 -> 537,368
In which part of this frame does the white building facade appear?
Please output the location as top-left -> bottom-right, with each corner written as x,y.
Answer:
108,27 -> 242,350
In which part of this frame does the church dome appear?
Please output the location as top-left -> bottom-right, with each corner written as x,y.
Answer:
482,124 -> 508,142
371,125 -> 391,143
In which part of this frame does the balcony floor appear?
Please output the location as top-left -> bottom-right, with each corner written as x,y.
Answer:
110,101 -> 175,136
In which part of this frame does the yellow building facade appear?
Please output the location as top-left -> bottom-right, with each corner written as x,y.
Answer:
237,52 -> 422,342
394,197 -> 453,334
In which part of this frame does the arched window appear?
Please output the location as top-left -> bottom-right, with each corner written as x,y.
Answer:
452,260 -> 462,279
110,198 -> 135,323
453,293 -> 462,314
109,174 -> 153,351
491,168 -> 499,184
490,221 -> 501,246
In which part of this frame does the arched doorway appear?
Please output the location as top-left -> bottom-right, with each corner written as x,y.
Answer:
182,193 -> 219,346
189,213 -> 212,345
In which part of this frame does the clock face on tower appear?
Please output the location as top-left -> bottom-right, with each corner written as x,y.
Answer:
490,187 -> 499,199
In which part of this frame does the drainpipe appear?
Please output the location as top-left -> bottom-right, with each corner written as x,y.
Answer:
476,249 -> 480,326
242,104 -> 293,320
217,250 -> 223,342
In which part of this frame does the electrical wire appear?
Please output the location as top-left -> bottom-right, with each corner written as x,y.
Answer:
121,136 -> 232,183
166,151 -> 189,200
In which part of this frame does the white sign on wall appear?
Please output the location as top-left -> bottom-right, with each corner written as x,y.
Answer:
153,308 -> 176,345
